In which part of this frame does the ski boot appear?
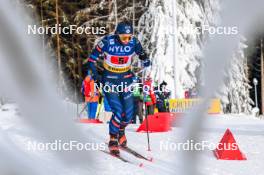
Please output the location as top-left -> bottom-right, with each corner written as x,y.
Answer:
108,134 -> 120,156
118,127 -> 127,148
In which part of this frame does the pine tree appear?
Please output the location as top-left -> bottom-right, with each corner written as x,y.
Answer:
219,38 -> 253,114
138,0 -> 219,97
22,0 -> 146,101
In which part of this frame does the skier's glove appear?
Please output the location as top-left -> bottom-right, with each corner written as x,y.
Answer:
132,76 -> 140,83
143,59 -> 151,68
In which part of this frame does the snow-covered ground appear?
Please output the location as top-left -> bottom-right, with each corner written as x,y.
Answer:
1,104 -> 264,175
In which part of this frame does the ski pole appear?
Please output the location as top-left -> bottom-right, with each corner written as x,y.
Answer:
143,70 -> 151,151
145,105 -> 151,151
135,67 -> 146,76
96,97 -> 103,119
78,102 -> 87,118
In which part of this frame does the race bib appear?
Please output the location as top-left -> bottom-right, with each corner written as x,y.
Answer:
110,56 -> 129,65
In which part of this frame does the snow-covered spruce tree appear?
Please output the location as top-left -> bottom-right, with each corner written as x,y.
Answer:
138,0 -> 253,114
219,38 -> 253,114
138,0 -> 219,98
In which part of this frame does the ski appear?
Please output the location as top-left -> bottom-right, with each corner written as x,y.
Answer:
100,150 -> 130,163
100,150 -> 144,167
120,146 -> 153,162
105,142 -> 153,162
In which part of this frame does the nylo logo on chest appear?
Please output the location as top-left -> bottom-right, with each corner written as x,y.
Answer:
109,46 -> 131,53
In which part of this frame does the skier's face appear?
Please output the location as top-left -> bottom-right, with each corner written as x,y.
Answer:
119,34 -> 132,44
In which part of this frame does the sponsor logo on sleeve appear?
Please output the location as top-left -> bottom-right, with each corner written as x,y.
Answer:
110,39 -> 115,45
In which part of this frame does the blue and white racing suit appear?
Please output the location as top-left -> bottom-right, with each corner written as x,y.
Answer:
88,34 -> 149,135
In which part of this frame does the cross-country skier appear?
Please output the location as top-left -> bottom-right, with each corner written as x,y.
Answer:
87,21 -> 151,155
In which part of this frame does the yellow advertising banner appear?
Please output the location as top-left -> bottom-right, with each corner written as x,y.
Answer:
169,98 -> 221,114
